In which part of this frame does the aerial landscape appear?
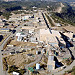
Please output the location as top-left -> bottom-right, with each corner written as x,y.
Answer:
0,0 -> 75,75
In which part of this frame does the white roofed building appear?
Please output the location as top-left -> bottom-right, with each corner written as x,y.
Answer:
16,33 -> 21,37
16,32 -> 26,41
13,72 -> 19,75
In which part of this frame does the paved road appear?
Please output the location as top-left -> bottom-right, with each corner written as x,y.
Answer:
25,54 -> 43,69
0,25 -> 22,75
52,47 -> 75,75
0,34 -> 12,75
0,47 -> 4,75
53,60 -> 75,75
43,12 -> 75,75
25,54 -> 43,75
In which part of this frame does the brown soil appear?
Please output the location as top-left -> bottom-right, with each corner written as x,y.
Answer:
9,39 -> 37,47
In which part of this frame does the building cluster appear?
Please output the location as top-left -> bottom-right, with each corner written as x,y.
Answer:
0,19 -> 5,27
14,11 -> 75,71
1,10 -> 75,75
9,13 -> 32,22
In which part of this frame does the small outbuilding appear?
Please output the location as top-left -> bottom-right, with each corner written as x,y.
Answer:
13,72 -> 19,75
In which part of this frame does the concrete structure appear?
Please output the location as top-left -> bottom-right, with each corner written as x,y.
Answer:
17,36 -> 22,41
22,15 -> 30,20
13,72 -> 19,75
9,13 -> 31,21
48,55 -> 54,60
29,29 -> 34,34
55,23 -> 62,27
0,28 -> 9,32
42,49 -> 46,54
39,29 -> 61,47
21,26 -> 35,30
36,63 -> 40,70
16,32 -> 26,41
30,37 -> 38,43
39,28 -> 67,48
36,51 -> 38,55
0,22 -> 5,28
16,33 -> 21,37
7,45 -> 14,47
47,56 -> 55,71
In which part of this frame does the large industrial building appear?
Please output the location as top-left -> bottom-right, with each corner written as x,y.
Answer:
39,28 -> 65,48
47,56 -> 55,71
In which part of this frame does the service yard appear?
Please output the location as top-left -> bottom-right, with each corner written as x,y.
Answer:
9,39 -> 37,47
3,48 -> 39,71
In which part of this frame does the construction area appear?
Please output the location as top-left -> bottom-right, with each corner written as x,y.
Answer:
1,10 -> 75,75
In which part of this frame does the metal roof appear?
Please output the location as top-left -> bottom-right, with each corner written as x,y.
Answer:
28,67 -> 34,72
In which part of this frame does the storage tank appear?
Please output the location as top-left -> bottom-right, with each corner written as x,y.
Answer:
36,63 -> 40,70
36,51 -> 38,54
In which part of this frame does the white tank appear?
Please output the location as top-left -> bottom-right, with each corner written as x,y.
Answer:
36,63 -> 40,70
36,51 -> 38,54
